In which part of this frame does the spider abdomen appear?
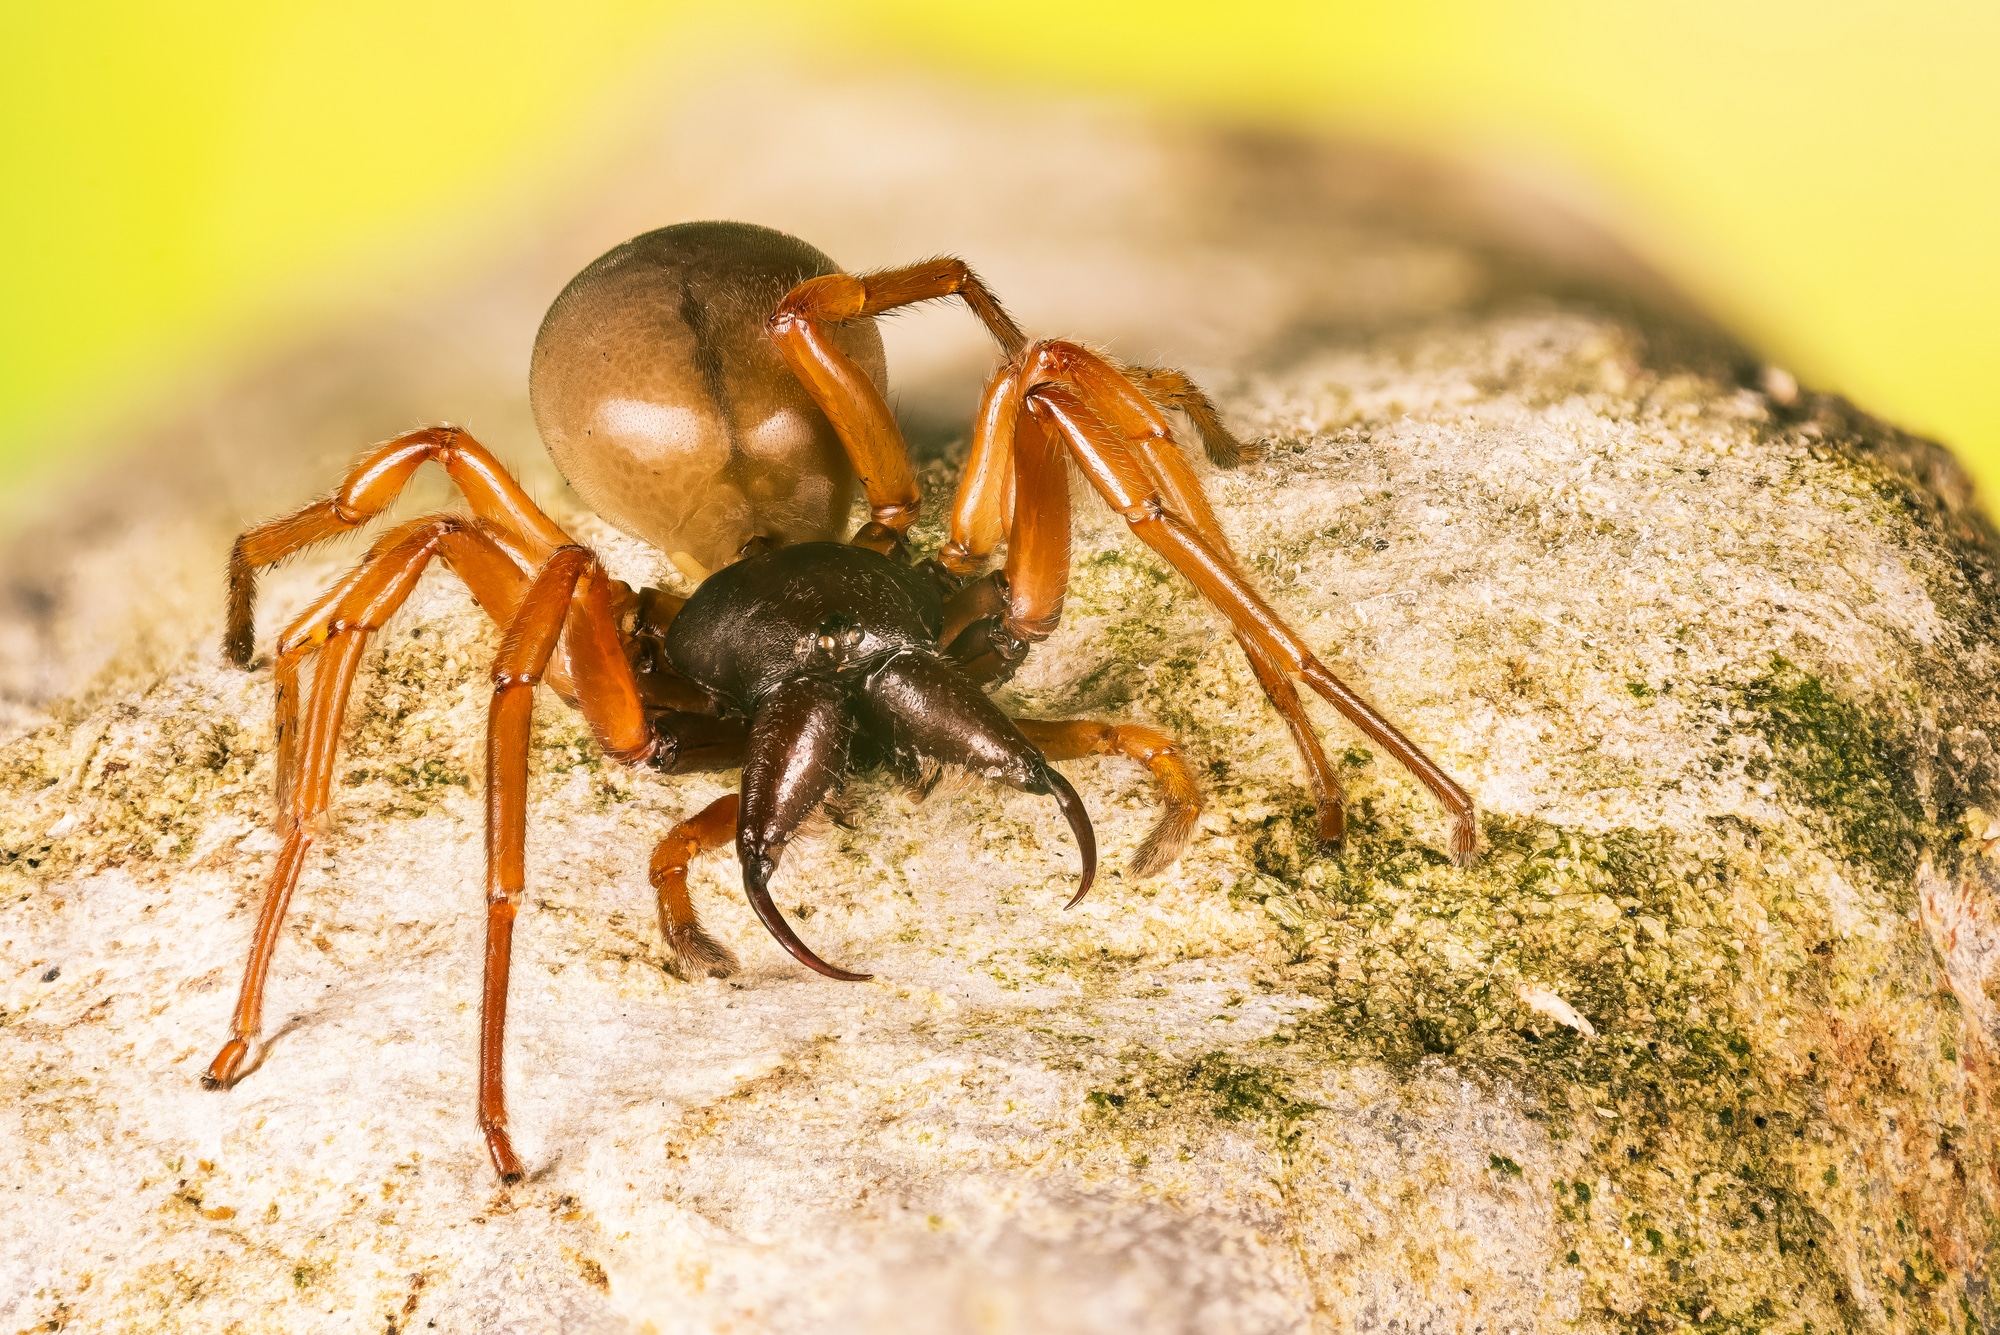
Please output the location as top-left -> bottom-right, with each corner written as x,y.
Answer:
529,222 -> 888,580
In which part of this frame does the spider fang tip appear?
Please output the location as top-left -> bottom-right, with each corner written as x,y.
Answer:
743,858 -> 871,982
1045,768 -> 1098,908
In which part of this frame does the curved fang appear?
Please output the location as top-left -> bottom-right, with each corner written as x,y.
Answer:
743,856 -> 872,982
1046,767 -> 1098,909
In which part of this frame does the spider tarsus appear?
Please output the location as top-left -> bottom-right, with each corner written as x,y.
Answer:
1195,424 -> 1250,469
483,1127 -> 525,1182
1226,434 -> 1268,468
224,540 -> 257,669
1449,811 -> 1482,869
665,924 -> 740,981
1314,801 -> 1347,858
203,1038 -> 250,1089
1126,801 -> 1199,880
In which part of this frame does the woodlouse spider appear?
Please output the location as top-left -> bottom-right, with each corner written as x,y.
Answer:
205,221 -> 1478,1180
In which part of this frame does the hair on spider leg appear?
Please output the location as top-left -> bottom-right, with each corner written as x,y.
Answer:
910,755 -> 947,801
1126,792 -> 1202,880
1449,810 -> 1482,869
662,920 -> 739,984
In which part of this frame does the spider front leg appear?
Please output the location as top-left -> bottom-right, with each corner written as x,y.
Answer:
929,368 -> 1068,685
940,344 -> 1364,855
479,546 -> 745,1178
1059,350 -> 1353,854
649,795 -> 743,980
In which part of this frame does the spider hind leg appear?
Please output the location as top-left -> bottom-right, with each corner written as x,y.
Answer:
1021,349 -> 1480,867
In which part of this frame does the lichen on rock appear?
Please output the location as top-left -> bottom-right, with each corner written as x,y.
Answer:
5,68 -> 2000,1335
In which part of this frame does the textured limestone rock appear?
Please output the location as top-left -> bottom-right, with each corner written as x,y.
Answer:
5,65 -> 2000,1334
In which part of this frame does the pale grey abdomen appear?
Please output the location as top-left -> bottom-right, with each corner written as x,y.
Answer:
529,222 -> 884,579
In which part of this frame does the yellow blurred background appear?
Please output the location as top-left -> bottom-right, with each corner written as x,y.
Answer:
4,1 -> 1996,512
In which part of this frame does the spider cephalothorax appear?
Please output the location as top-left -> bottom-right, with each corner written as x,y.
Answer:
207,220 -> 1476,1180
662,541 -> 1095,982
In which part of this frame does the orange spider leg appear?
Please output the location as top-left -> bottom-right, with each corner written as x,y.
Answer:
1001,408 -> 1072,644
264,516 -> 552,823
554,558 -> 654,766
930,359 -> 1034,682
648,794 -> 743,981
478,546 -> 750,1179
1013,718 -> 1204,877
225,425 -> 572,666
211,520 -> 717,1136
207,517 -> 477,1087
769,258 -> 1026,540
479,548 -> 596,1180
1026,383 -> 1478,865
1235,647 -> 1350,852
932,348 -> 1073,681
1123,363 -> 1253,467
1045,346 -> 1353,852
940,360 -> 1027,576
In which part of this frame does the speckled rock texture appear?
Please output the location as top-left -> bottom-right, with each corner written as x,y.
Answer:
5,68 -> 1999,1335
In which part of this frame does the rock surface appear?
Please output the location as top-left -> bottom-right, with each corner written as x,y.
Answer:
5,65 -> 2000,1334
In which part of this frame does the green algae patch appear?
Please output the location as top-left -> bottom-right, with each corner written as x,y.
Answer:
1074,790 -> 1985,1328
1734,655 -> 1933,891
0,678 -> 272,892
1087,1047 -> 1319,1144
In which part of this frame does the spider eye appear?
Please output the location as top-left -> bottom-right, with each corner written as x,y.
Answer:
817,634 -> 837,653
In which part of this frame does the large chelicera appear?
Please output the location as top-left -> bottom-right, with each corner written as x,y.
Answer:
207,221 -> 1477,1179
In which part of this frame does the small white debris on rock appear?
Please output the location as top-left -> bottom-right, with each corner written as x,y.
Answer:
1517,983 -> 1597,1037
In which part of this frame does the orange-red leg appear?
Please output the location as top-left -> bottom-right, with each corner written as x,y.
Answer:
480,548 -> 596,1180
963,342 -> 1351,853
478,543 -> 711,1179
932,354 -> 1070,683
940,359 -> 1027,575
1025,381 -> 1478,866
265,515 -> 545,821
1001,409 -> 1072,643
225,425 -> 572,666
769,258 -> 1025,538
210,520 -> 698,1184
1013,719 -> 1204,877
1048,348 -> 1353,853
206,520 -> 459,1087
1123,363 -> 1253,467
1237,641 -> 1349,853
648,794 -> 743,980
